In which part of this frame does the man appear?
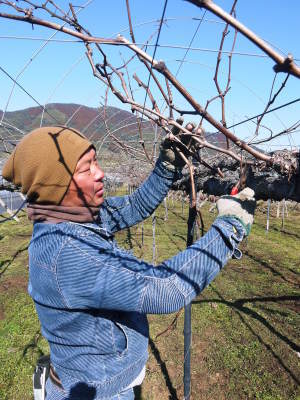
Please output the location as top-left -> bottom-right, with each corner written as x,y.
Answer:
2,125 -> 255,399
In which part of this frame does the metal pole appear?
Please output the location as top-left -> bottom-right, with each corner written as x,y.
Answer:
152,124 -> 158,266
152,213 -> 156,265
163,197 -> 168,221
266,198 -> 271,232
183,187 -> 197,400
184,302 -> 192,399
281,199 -> 285,228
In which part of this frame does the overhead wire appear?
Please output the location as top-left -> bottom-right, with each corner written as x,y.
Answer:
39,54 -> 85,127
156,11 -> 207,125
1,3 -> 299,229
175,11 -> 207,77
140,0 -> 169,119
171,59 -> 294,136
202,97 -> 300,149
0,29 -> 65,125
166,13 -> 299,153
226,97 -> 300,131
0,0 -> 95,125
110,15 -> 226,39
4,36 -> 299,60
0,65 -> 61,125
1,4 -> 299,149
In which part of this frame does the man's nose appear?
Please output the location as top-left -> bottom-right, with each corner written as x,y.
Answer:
94,164 -> 104,181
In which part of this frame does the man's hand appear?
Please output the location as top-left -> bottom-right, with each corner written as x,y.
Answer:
160,118 -> 197,171
216,187 -> 256,236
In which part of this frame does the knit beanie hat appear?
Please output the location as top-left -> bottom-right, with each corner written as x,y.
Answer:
2,126 -> 93,205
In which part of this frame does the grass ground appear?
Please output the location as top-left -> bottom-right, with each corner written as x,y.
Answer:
0,195 -> 299,399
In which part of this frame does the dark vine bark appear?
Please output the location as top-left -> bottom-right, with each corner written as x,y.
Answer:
173,151 -> 300,201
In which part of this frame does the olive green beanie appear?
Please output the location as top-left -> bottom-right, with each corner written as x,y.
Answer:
2,126 -> 93,204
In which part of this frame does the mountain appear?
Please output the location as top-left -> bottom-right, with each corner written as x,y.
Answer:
0,103 -> 254,160
0,103 -> 266,186
0,103 -> 158,152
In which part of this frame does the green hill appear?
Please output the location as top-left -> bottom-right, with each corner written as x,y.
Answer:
0,103 -> 158,153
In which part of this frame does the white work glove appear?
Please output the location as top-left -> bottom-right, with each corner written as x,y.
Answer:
216,187 -> 256,236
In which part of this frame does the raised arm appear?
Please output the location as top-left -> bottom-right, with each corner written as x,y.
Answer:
58,189 -> 256,313
101,120 -> 197,233
58,217 -> 244,313
101,157 -> 179,233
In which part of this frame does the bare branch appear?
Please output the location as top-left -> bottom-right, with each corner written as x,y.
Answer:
253,74 -> 290,137
185,0 -> 300,78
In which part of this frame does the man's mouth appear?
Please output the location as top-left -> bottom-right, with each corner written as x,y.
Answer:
96,187 -> 104,196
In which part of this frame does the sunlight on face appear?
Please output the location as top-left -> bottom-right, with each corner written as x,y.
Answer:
61,147 -> 105,207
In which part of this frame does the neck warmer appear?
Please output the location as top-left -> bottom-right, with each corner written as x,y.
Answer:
27,203 -> 100,224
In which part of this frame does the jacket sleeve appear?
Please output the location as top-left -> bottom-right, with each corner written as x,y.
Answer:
100,157 -> 179,233
57,217 -> 245,314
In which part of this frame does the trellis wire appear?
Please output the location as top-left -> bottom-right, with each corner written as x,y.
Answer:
0,0 -> 95,126
140,0 -> 169,120
0,65 -> 60,125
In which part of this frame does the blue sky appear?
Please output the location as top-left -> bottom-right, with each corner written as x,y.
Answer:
0,0 -> 299,150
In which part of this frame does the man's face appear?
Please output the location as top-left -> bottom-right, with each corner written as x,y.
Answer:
61,147 -> 105,207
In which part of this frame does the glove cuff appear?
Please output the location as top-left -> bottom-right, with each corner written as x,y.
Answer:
220,215 -> 251,236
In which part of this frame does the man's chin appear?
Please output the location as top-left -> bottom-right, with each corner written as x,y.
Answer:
92,197 -> 104,207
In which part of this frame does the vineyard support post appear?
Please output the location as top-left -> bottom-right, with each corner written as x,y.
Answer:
281,199 -> 285,228
266,199 -> 271,232
184,185 -> 197,399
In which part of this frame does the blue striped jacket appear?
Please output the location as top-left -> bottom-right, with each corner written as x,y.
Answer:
28,158 -> 245,399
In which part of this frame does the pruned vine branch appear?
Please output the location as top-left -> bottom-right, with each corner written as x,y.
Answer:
185,0 -> 300,78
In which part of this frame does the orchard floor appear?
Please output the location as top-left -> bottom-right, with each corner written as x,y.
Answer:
0,197 -> 299,400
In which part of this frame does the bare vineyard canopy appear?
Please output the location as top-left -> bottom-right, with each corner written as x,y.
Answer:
0,0 -> 300,202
